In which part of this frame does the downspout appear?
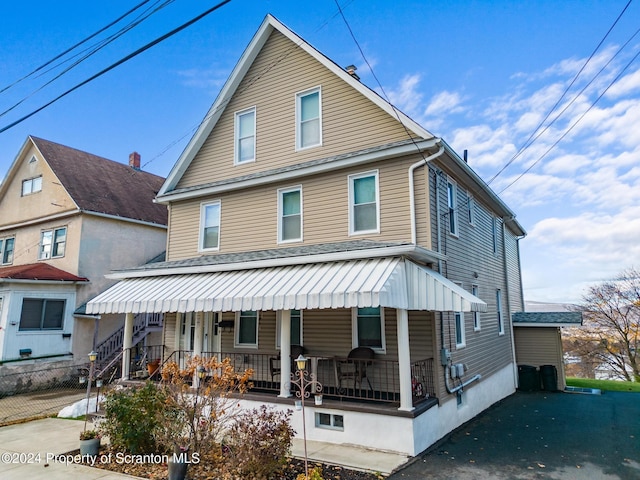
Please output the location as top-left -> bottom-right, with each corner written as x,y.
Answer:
409,142 -> 444,245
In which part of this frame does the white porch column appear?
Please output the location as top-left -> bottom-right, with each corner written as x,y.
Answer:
121,312 -> 135,380
278,310 -> 292,398
194,312 -> 204,357
396,308 -> 414,412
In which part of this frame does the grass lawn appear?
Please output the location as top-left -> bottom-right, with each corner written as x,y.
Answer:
566,377 -> 640,392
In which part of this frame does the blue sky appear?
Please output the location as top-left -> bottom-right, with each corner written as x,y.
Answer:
1,0 -> 639,303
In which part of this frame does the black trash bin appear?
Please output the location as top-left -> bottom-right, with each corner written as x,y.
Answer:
540,364 -> 558,392
518,365 -> 540,391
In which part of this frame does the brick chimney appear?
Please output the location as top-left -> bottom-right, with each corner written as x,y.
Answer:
129,151 -> 141,170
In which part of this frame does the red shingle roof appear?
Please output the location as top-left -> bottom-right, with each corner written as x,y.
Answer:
31,136 -> 167,226
0,263 -> 89,282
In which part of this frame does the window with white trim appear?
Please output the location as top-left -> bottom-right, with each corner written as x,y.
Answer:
496,289 -> 504,335
39,227 -> 66,259
0,237 -> 15,265
296,87 -> 321,149
200,201 -> 221,251
492,217 -> 498,254
235,107 -> 256,164
22,176 -> 42,196
454,282 -> 465,348
19,298 -> 65,330
472,285 -> 481,331
468,196 -> 475,226
352,306 -> 385,352
349,171 -> 379,235
278,186 -> 302,243
235,310 -> 258,348
315,412 -> 344,431
276,310 -> 303,348
447,180 -> 458,236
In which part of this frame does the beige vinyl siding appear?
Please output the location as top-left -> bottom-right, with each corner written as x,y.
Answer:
176,30 -> 415,190
167,156 -> 426,260
163,312 -> 178,359
514,327 -> 565,390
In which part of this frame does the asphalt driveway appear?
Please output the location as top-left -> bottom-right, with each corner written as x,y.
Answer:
389,390 -> 640,480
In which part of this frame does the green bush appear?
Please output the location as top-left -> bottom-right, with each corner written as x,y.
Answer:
101,381 -> 167,454
224,406 -> 295,479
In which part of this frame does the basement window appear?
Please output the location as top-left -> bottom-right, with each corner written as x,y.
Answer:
315,412 -> 344,431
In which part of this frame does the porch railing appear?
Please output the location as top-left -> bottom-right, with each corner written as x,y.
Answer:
144,350 -> 435,407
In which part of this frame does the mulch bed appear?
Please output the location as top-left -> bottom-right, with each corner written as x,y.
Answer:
67,447 -> 383,479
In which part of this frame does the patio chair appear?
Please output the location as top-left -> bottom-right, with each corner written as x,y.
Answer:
269,345 -> 305,381
335,347 -> 375,393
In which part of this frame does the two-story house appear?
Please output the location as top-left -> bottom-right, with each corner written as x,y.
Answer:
0,136 -> 167,373
87,15 -> 526,456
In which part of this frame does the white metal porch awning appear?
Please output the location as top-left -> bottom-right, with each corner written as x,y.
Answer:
86,257 -> 486,315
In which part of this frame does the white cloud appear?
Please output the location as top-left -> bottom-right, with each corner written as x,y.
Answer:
424,90 -> 464,116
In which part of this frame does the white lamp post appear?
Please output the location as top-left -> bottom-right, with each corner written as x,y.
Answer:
83,350 -> 97,432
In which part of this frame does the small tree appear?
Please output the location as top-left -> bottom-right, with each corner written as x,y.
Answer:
156,356 -> 253,455
574,268 -> 640,382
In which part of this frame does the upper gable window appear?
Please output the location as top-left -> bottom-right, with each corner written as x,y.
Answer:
447,180 -> 458,237
39,227 -> 66,260
200,201 -> 221,251
349,170 -> 379,235
278,186 -> 302,243
296,87 -> 322,150
0,237 -> 15,265
22,176 -> 42,196
235,107 -> 256,164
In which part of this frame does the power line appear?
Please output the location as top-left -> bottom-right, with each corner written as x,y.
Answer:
0,0 -> 233,135
0,0 -> 153,95
498,46 -> 640,195
486,0 -> 635,185
0,0 -> 176,119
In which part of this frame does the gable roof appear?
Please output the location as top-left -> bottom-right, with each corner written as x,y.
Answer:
159,14 -> 434,196
0,263 -> 88,282
28,136 -> 168,226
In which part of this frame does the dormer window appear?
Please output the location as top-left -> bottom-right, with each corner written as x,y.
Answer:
296,87 -> 322,150
22,176 -> 42,196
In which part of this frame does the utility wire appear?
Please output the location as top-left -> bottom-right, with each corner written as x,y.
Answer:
498,46 -> 640,194
0,0 -> 233,135
486,0 -> 634,185
0,0 -> 153,95
0,0 -> 175,119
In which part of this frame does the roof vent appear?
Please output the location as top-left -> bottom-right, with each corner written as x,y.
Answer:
345,65 -> 360,81
129,151 -> 141,170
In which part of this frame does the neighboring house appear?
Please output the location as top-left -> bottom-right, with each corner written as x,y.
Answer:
87,15 -> 527,456
513,303 -> 583,390
0,136 -> 167,371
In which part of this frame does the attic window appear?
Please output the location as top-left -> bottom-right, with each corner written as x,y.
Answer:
29,156 -> 37,164
22,176 -> 42,196
296,87 -> 322,150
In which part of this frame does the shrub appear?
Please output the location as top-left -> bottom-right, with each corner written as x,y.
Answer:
100,381 -> 166,454
296,466 -> 325,480
224,406 -> 295,479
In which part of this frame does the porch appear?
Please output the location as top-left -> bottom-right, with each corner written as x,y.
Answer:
125,346 -> 437,410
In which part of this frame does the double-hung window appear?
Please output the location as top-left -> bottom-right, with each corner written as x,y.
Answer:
472,285 -> 481,331
235,310 -> 258,348
0,237 -> 15,265
39,227 -> 66,259
19,298 -> 65,330
349,171 -> 379,235
22,176 -> 42,196
353,307 -> 385,352
276,309 -> 303,348
200,201 -> 221,251
454,283 -> 465,347
296,87 -> 321,149
278,186 -> 302,243
447,180 -> 458,236
235,107 -> 256,164
496,289 -> 504,335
